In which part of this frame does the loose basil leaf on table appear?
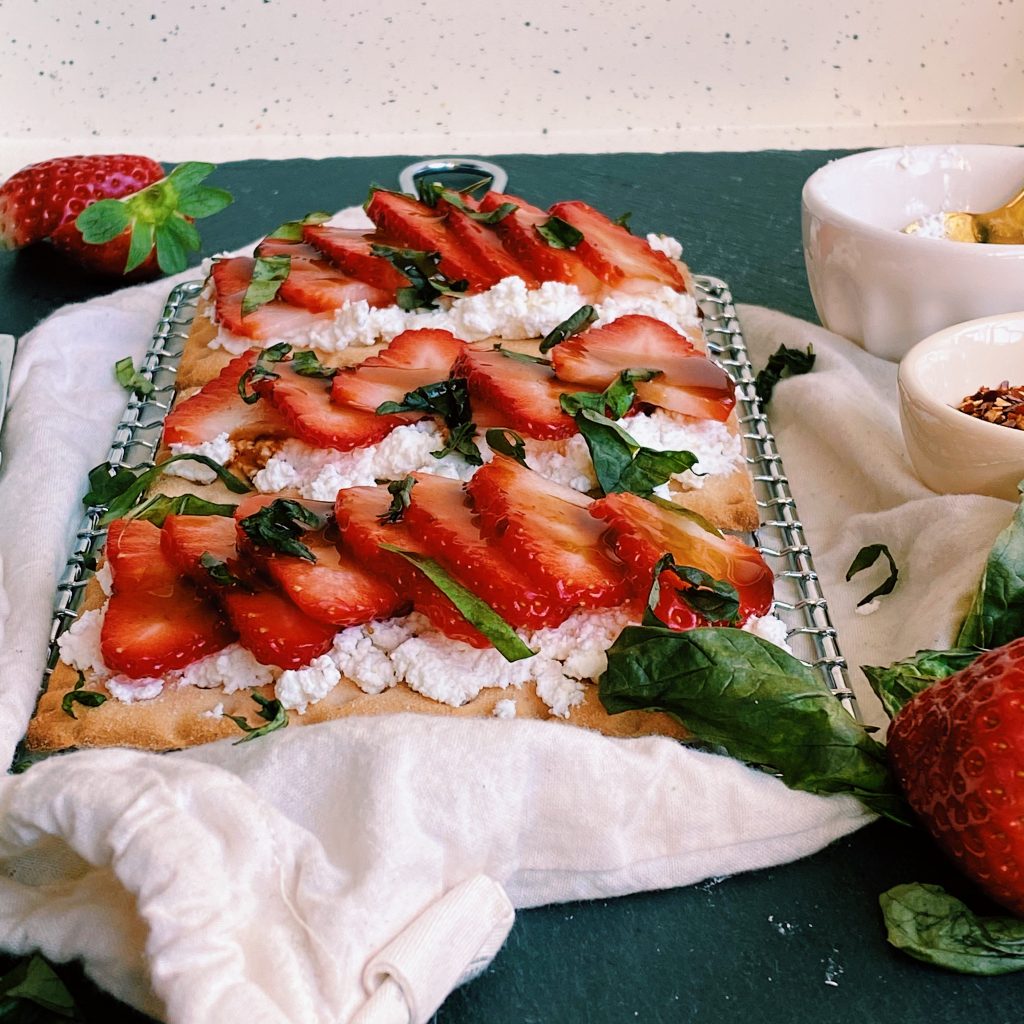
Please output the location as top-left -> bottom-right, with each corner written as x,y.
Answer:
0,953 -> 77,1017
880,883 -> 1024,975
754,343 -> 815,404
113,356 -> 154,396
846,543 -> 899,607
862,648 -> 981,718
599,625 -> 907,822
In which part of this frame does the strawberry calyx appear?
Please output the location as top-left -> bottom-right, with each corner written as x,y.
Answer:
74,161 -> 232,275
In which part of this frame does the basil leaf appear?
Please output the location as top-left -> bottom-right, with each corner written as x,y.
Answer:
432,184 -> 518,224
123,218 -> 155,273
380,544 -> 535,662
485,428 -> 528,468
370,244 -> 468,310
600,626 -> 907,822
291,350 -> 339,379
88,456 -> 249,525
846,543 -> 899,607
199,552 -> 253,591
653,553 -> 741,625
124,492 -> 238,528
75,199 -> 130,244
494,345 -> 551,366
378,476 -> 415,524
958,482 -> 1024,649
227,692 -> 289,745
754,343 -> 815,404
376,377 -> 476,442
61,672 -> 107,720
239,498 -> 324,562
113,356 -> 154,396
862,648 -> 980,719
539,305 -> 597,353
268,210 -> 331,241
537,215 -> 583,249
237,342 -> 292,403
0,954 -> 76,1016
241,255 -> 291,316
613,211 -> 633,231
560,368 -> 660,420
880,883 -> 1024,975
573,409 -> 697,496
433,420 -> 482,465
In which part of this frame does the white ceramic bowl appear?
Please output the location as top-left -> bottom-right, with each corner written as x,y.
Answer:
899,312 -> 1024,500
802,145 -> 1024,362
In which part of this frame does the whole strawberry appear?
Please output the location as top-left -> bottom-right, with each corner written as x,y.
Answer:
0,155 -> 231,278
888,639 -> 1024,915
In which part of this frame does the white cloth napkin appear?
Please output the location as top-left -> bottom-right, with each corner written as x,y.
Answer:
0,271 -> 1006,1022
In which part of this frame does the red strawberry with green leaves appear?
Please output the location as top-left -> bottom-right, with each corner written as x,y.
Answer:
0,155 -> 232,278
887,640 -> 1024,915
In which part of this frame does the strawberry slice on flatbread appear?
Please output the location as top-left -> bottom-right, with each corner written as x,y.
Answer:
101,519 -> 234,678
302,225 -> 410,294
404,472 -> 568,630
548,200 -> 687,294
550,315 -> 736,422
589,491 -> 774,628
163,350 -> 292,446
161,513 -> 240,580
467,455 -> 630,609
438,197 -> 539,288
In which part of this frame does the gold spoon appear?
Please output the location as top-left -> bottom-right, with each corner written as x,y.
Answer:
903,184 -> 1024,243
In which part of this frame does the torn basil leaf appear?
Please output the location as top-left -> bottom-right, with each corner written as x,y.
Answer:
370,244 -> 468,310
0,953 -> 77,1016
651,553 -> 740,625
862,648 -> 980,719
433,421 -> 483,465
539,305 -> 597,353
268,211 -> 331,241
754,343 -> 815,404
537,215 -> 583,250
239,498 -> 324,562
613,211 -> 633,231
425,183 -> 518,224
291,350 -> 339,379
124,492 -> 238,528
560,367 -> 660,420
494,345 -> 551,366
880,883 -> 1024,975
237,342 -> 292,403
846,543 -> 899,607
380,544 -> 534,662
241,255 -> 291,316
377,476 -> 415,524
61,672 -> 107,719
377,377 -> 483,464
485,428 -> 528,468
113,356 -> 154,396
227,692 -> 288,744
200,552 -> 253,591
599,625 -> 906,822
958,482 -> 1024,649
86,456 -> 248,526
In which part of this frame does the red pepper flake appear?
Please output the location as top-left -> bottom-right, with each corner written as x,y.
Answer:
957,381 -> 1024,430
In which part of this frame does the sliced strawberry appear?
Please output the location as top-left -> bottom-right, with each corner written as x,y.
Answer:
259,360 -> 404,451
551,315 -> 736,422
211,257 -> 333,339
101,519 -> 234,677
334,485 -> 489,647
255,237 -> 322,261
364,189 -> 500,292
163,350 -> 292,446
479,191 -> 604,297
548,200 -> 687,293
160,514 -> 240,580
467,456 -> 629,609
330,329 -> 466,413
219,587 -> 337,669
589,492 -> 774,628
452,347 -> 589,440
302,225 -> 409,294
439,198 -> 539,288
404,473 -> 568,630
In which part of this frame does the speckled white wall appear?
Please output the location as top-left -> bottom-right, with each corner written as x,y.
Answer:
1,0 -> 1021,173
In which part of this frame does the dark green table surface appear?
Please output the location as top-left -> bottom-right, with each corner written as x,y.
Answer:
3,152 -> 1022,1023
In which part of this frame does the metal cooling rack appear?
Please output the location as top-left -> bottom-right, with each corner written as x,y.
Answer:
38,275 -> 856,726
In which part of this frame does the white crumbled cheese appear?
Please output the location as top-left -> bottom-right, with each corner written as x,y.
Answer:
742,613 -> 793,653
493,698 -> 517,719
646,232 -> 684,261
105,675 -> 164,703
275,654 -> 342,713
57,606 -> 109,678
532,661 -> 586,719
177,644 -> 277,694
94,562 -> 114,597
855,599 -> 881,617
528,606 -> 635,680
593,286 -> 701,336
166,433 -> 236,484
254,423 -> 486,502
201,702 -> 225,719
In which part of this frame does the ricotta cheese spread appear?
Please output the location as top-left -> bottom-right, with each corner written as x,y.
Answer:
166,433 -> 237,484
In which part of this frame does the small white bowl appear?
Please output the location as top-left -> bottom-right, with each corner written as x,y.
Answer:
802,145 -> 1024,361
898,312 -> 1024,500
